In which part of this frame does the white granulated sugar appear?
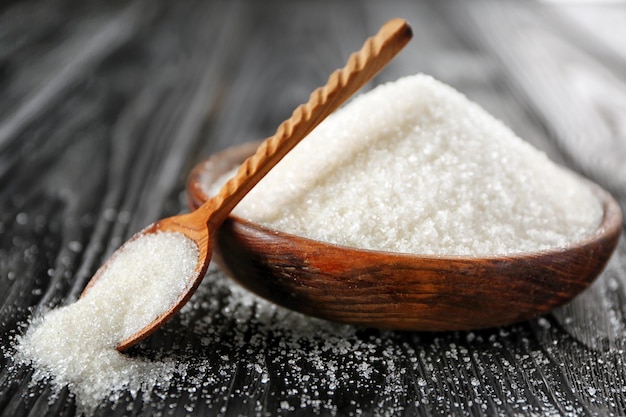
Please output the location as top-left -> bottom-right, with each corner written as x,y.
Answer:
218,74 -> 602,255
15,231 -> 198,414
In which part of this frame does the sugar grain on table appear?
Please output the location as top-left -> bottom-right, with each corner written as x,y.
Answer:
14,231 -> 199,414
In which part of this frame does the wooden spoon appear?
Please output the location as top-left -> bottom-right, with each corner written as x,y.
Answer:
82,18 -> 413,351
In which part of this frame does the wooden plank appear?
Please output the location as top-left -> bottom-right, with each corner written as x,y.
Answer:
1,1 -> 625,416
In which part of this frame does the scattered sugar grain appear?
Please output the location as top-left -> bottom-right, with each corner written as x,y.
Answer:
211,74 -> 602,255
15,231 -> 199,414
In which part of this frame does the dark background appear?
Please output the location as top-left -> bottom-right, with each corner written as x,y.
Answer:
1,1 -> 625,416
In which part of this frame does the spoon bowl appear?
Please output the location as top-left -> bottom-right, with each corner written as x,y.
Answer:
187,141 -> 623,331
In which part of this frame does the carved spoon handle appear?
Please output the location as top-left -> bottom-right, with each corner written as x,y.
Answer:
205,18 -> 413,227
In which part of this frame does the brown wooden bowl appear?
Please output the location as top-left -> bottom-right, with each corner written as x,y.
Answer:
186,141 -> 623,331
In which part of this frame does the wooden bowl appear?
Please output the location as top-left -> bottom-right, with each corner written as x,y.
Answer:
186,142 -> 623,331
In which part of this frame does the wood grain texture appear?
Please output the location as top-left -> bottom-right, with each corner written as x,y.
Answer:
1,1 -> 625,416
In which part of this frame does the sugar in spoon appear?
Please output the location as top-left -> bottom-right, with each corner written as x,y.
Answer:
82,18 -> 413,351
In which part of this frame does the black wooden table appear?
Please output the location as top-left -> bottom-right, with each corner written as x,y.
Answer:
1,1 -> 625,416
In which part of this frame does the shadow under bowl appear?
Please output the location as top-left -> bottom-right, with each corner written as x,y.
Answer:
186,141 -> 623,331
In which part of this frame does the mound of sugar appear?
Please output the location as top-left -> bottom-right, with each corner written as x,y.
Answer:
15,231 -> 199,414
217,74 -> 602,255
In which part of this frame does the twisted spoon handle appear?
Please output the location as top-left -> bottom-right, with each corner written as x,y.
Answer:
205,18 -> 413,227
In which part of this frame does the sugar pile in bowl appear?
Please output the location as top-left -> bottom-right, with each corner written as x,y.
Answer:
215,74 -> 602,255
